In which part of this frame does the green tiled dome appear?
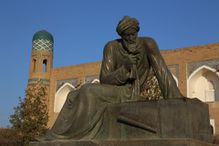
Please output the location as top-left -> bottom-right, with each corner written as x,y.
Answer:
32,30 -> 54,42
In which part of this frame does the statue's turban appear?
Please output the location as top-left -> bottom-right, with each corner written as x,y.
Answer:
116,16 -> 140,36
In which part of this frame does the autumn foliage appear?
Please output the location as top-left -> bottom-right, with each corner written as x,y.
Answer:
9,81 -> 48,146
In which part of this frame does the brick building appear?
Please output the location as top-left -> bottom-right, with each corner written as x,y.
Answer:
28,30 -> 219,137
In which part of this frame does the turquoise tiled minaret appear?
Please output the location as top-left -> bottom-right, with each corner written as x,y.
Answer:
28,30 -> 54,85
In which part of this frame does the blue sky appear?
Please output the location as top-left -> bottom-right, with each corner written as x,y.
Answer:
0,0 -> 219,127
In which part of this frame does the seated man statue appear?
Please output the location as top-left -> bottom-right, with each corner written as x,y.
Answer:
41,16 -> 183,140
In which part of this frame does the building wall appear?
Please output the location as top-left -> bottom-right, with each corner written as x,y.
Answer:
34,42 -> 219,135
162,43 -> 219,96
161,43 -> 219,134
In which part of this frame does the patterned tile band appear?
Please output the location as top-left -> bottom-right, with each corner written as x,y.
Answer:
32,39 -> 53,51
187,59 -> 219,77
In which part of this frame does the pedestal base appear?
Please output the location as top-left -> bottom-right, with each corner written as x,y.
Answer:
30,138 -> 218,146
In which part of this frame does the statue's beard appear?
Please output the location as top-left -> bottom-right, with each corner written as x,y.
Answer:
123,40 -> 138,54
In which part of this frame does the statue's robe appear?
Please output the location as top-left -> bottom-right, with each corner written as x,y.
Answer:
43,37 -> 182,140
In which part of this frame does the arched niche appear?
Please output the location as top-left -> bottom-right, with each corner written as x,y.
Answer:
42,59 -> 47,72
187,65 -> 219,102
54,83 -> 75,113
172,74 -> 178,86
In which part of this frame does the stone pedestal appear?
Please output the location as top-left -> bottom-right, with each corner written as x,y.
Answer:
30,138 -> 218,146
30,98 -> 215,146
98,98 -> 213,143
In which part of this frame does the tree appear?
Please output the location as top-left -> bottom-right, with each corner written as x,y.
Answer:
9,96 -> 23,131
10,81 -> 48,145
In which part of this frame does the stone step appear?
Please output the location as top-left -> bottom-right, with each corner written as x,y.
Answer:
30,138 -> 219,146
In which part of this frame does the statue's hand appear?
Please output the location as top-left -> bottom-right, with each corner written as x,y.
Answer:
119,65 -> 135,83
128,54 -> 138,65
124,54 -> 137,71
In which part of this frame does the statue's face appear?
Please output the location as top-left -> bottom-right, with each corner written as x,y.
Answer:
121,28 -> 138,44
121,28 -> 138,54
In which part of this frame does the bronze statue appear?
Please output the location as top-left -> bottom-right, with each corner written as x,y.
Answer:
40,16 -> 183,140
